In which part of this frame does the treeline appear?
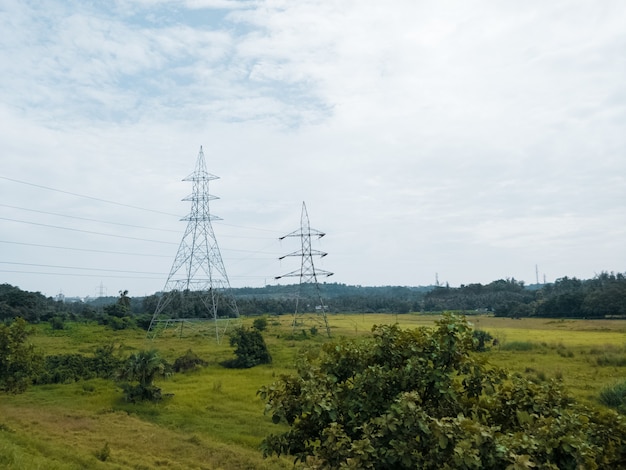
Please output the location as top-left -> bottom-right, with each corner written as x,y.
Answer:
1,272 -> 625,324
423,273 -> 626,318
230,283 -> 430,315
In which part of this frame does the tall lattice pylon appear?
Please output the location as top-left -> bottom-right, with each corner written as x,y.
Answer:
276,202 -> 332,337
148,146 -> 239,343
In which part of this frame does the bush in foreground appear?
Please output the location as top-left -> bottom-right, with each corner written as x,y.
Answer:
259,314 -> 626,469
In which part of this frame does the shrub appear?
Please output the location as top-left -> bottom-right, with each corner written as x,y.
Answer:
117,350 -> 171,402
173,349 -> 207,373
222,327 -> 271,369
472,329 -> 493,351
34,344 -> 123,385
252,317 -> 268,331
49,316 -> 66,330
259,314 -> 626,469
36,354 -> 93,384
101,314 -> 135,330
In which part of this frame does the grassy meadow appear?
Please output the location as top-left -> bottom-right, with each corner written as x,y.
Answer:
2,313 -> 626,469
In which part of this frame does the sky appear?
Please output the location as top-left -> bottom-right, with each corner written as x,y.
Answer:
1,0 -> 625,298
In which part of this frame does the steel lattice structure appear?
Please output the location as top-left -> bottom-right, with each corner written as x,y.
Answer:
148,146 -> 239,342
276,201 -> 332,337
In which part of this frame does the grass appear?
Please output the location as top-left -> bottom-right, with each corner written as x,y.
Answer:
2,313 -> 626,468
599,380 -> 626,410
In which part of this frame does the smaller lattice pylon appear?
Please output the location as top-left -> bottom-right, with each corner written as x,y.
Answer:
276,201 -> 332,337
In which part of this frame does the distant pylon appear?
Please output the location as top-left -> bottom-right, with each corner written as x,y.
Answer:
147,146 -> 239,343
276,202 -> 332,337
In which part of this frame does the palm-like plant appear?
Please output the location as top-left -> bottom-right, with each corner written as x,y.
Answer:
117,350 -> 171,402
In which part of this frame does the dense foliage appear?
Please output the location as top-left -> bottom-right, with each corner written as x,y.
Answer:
34,344 -> 123,385
423,273 -> 626,318
222,327 -> 272,369
0,318 -> 43,393
259,314 -> 626,469
0,284 -> 56,322
424,278 -> 533,314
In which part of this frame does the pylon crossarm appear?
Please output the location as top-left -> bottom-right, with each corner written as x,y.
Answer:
279,231 -> 325,240
315,270 -> 334,277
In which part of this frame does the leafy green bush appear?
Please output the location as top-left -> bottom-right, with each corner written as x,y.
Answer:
259,314 -> 626,469
35,344 -> 123,384
222,327 -> 271,369
37,354 -> 93,384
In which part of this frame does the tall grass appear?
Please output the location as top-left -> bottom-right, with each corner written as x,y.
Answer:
501,341 -> 538,351
598,380 -> 626,412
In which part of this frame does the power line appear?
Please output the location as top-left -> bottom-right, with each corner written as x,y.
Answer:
0,203 -> 180,233
0,239 -> 279,260
0,269 -> 268,282
1,175 -> 284,234
0,240 -> 171,257
0,175 -> 179,217
0,216 -> 177,245
0,260 -> 166,275
217,221 -> 283,234
0,269 -> 164,280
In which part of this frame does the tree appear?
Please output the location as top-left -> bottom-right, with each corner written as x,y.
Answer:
0,284 -> 50,322
0,318 -> 43,393
104,290 -> 131,318
102,289 -> 136,330
222,327 -> 272,368
117,350 -> 171,402
259,314 -> 626,469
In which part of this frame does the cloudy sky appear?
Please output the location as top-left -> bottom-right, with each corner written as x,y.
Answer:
1,0 -> 625,298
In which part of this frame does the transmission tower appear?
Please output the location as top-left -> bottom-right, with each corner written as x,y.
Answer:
147,146 -> 239,343
276,202 -> 332,337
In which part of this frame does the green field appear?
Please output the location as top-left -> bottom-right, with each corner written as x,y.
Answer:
2,313 -> 626,469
